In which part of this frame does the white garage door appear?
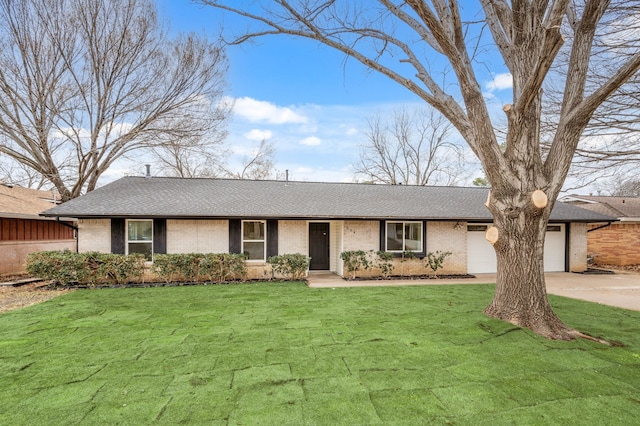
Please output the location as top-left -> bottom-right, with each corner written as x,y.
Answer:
467,224 -> 566,274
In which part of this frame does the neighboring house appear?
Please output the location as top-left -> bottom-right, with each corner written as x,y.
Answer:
41,177 -> 613,279
561,195 -> 640,266
0,183 -> 76,276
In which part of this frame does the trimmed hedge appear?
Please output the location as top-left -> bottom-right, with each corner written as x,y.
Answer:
267,254 -> 310,280
26,251 -> 145,286
152,253 -> 247,283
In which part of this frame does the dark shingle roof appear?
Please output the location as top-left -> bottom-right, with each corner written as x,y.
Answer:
41,177 -> 614,222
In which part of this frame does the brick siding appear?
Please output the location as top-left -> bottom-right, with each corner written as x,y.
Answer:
426,222 -> 467,274
72,217 -> 592,279
278,220 -> 308,254
167,219 -> 228,253
588,222 -> 640,266
78,219 -> 111,253
340,220 -> 468,278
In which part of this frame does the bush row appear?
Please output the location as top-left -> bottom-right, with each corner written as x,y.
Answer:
25,251 -> 312,286
151,253 -> 312,282
151,253 -> 247,283
26,251 -> 145,286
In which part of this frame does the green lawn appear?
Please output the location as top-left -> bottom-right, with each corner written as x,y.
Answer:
1,282 -> 639,425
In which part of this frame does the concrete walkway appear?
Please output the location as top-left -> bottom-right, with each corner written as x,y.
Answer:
307,271 -> 640,312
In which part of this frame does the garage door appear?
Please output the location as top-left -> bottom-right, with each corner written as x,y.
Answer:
467,224 -> 566,273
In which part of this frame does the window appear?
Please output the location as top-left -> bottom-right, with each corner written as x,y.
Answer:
386,221 -> 423,252
242,220 -> 266,261
127,220 -> 153,261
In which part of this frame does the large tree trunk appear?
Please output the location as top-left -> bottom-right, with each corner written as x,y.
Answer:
482,194 -> 579,340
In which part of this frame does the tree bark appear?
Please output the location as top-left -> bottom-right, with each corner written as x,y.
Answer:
483,192 -> 578,340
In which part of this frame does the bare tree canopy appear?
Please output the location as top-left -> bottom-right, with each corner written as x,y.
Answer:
221,139 -> 282,180
608,177 -> 640,196
200,0 -> 640,340
0,0 -> 231,200
150,134 -> 230,179
354,108 -> 467,186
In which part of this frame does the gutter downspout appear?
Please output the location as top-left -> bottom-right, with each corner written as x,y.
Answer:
587,221 -> 613,233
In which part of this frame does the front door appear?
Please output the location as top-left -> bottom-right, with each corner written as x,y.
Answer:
309,223 -> 330,270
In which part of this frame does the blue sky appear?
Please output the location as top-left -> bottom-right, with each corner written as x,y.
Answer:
152,1 -> 510,183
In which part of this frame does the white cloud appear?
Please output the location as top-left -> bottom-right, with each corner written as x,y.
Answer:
243,129 -> 273,141
231,96 -> 308,124
485,73 -> 513,92
300,136 -> 321,146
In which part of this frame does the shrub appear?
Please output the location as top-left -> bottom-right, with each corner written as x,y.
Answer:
26,250 -> 82,285
151,253 -> 205,282
424,251 -> 452,276
151,254 -> 181,283
98,253 -> 145,285
267,254 -> 310,280
340,250 -> 373,280
25,251 -> 145,286
375,251 -> 395,278
199,253 -> 247,283
153,253 -> 247,283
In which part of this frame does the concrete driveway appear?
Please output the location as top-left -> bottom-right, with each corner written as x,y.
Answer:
307,271 -> 640,312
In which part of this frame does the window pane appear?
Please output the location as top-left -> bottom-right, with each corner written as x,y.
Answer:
128,242 -> 152,261
243,241 -> 265,260
243,221 -> 265,240
128,221 -> 152,241
405,223 -> 422,251
386,222 -> 403,251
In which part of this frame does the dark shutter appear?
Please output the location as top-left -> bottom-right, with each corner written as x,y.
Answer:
421,220 -> 427,257
111,218 -> 125,254
564,223 -> 570,273
267,219 -> 278,258
229,219 -> 241,254
153,219 -> 167,254
379,220 -> 386,251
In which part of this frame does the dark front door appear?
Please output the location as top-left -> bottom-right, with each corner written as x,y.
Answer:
309,223 -> 330,270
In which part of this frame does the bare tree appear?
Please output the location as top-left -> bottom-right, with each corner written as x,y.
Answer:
0,0 -> 230,201
200,0 -> 640,340
608,176 -> 640,196
354,108 -> 466,186
150,136 -> 229,179
222,140 -> 281,180
0,156 -> 47,189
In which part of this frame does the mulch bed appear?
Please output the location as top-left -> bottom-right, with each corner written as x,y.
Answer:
344,274 -> 476,281
0,281 -> 72,313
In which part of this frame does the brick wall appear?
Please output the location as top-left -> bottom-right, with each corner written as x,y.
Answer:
588,222 -> 640,266
342,220 -> 379,252
339,220 -> 469,278
0,240 -> 76,276
569,223 -> 588,272
278,220 -> 307,254
167,219 -> 228,253
78,219 -> 111,253
426,221 -> 467,274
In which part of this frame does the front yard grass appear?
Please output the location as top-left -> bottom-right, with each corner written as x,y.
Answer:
1,282 -> 639,425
